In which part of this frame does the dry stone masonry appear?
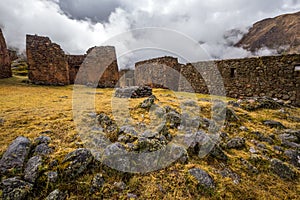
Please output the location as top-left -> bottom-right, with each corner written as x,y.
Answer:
26,35 -> 119,87
0,28 -> 12,79
26,35 -> 70,85
134,55 -> 300,106
75,46 -> 119,88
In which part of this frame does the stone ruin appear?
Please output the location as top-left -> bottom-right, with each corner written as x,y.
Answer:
26,34 -> 119,87
0,28 -> 12,79
134,55 -> 300,106
25,33 -> 299,106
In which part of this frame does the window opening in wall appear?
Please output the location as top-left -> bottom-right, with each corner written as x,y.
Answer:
74,65 -> 80,69
230,68 -> 236,78
294,65 -> 300,71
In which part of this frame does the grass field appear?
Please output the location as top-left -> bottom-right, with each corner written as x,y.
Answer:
0,76 -> 299,199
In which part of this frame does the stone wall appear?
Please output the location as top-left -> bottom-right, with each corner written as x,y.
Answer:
179,54 -> 300,106
75,46 -> 119,88
135,56 -> 182,90
119,69 -> 135,87
0,29 -> 12,79
26,35 -> 70,85
67,55 -> 86,84
8,49 -> 18,61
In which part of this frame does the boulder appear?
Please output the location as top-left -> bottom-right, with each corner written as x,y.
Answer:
263,120 -> 286,129
270,159 -> 296,180
90,173 -> 105,193
46,189 -> 67,200
188,168 -> 215,189
226,137 -> 246,149
1,177 -> 33,200
0,137 -> 31,174
24,156 -> 43,183
63,148 -> 94,178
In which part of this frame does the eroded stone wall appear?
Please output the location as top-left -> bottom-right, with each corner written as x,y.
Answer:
135,56 -> 181,90
0,29 -> 12,79
67,55 -> 86,84
119,69 -> 135,87
26,35 -> 69,85
75,46 -> 119,88
179,54 -> 300,106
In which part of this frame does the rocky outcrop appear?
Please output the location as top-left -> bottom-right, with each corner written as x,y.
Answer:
0,136 -> 31,174
236,11 -> 300,54
0,29 -> 12,79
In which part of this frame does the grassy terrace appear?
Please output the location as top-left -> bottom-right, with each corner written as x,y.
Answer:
0,76 -> 299,199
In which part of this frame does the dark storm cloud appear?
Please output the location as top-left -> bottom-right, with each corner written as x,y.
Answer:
0,0 -> 299,67
58,0 -> 121,22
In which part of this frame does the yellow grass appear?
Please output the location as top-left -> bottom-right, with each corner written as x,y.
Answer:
0,76 -> 299,199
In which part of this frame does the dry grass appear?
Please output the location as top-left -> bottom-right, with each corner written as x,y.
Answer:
0,76 -> 299,199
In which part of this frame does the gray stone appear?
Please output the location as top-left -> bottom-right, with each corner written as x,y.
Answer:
270,159 -> 296,180
165,111 -> 181,129
240,158 -> 258,174
182,100 -> 198,107
34,143 -> 53,156
279,134 -> 298,143
47,171 -> 58,183
90,174 -> 105,193
46,189 -> 67,200
63,148 -> 94,178
114,181 -> 126,191
127,193 -> 138,199
24,156 -> 43,183
140,95 -> 157,109
226,137 -> 246,149
34,135 -> 51,145
0,136 -> 31,174
90,173 -> 105,193
1,177 -> 33,200
141,130 -> 159,138
209,145 -> 228,161
263,120 -> 286,129
188,168 -> 215,189
284,150 -> 300,168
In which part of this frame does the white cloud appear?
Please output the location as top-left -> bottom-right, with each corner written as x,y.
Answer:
0,0 -> 299,67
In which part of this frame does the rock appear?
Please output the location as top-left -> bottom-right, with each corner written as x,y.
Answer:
47,171 -> 58,183
284,150 -> 300,168
127,193 -> 138,199
24,156 -> 43,183
140,95 -> 157,109
1,177 -> 33,200
114,181 -> 126,191
209,145 -> 228,161
140,130 -> 159,139
0,136 -> 31,174
270,159 -> 296,180
219,168 -> 240,184
63,148 -> 94,178
34,135 -> 51,145
90,173 -> 105,193
46,189 -> 67,200
240,158 -> 258,174
226,137 -> 246,149
182,100 -> 198,107
238,97 -> 282,111
34,143 -> 53,156
188,168 -> 215,189
263,120 -> 286,129
279,133 -> 298,143
165,111 -> 181,129
115,86 -> 152,98
96,113 -> 119,142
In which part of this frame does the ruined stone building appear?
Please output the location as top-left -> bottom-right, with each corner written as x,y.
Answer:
0,29 -> 12,79
134,56 -> 182,91
119,69 -> 135,87
26,35 -> 119,87
132,54 -> 300,106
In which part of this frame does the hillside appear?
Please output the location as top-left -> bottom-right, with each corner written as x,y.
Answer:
236,11 -> 300,54
0,76 -> 299,199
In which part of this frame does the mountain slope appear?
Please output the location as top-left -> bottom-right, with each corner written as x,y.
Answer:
236,11 -> 300,54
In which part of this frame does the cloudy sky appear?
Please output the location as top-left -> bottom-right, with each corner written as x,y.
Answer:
0,0 -> 299,67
